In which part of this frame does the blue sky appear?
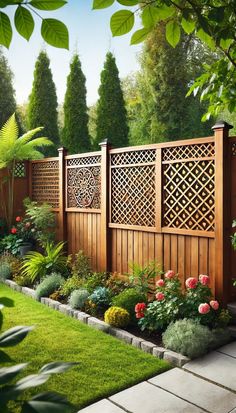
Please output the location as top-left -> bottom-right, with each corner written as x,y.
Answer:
4,0 -> 142,106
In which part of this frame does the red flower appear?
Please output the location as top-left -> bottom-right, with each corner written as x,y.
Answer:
136,312 -> 145,319
156,292 -> 165,301
15,216 -> 21,222
135,303 -> 146,313
11,227 -> 17,234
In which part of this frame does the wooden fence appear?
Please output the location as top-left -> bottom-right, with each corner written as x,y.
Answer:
11,121 -> 236,303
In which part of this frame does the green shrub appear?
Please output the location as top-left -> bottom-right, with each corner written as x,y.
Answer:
112,289 -> 146,324
67,251 -> 92,280
84,272 -> 111,293
24,198 -> 56,246
69,289 -> 90,310
104,306 -> 130,328
60,275 -> 85,297
21,241 -> 67,282
209,327 -> 231,350
129,261 -> 161,295
0,262 -> 11,281
35,273 -> 65,300
162,319 -> 212,359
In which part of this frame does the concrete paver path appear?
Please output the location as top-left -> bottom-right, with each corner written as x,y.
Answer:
79,342 -> 236,413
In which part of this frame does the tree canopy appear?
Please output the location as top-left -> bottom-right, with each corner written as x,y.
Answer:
0,48 -> 16,128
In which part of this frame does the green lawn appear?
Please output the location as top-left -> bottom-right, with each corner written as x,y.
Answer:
0,284 -> 170,411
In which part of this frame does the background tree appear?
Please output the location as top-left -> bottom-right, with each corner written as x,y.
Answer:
95,52 -> 129,148
62,54 -> 90,154
28,51 -> 59,156
0,48 -> 16,128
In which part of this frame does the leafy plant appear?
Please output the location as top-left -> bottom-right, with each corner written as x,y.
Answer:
84,272 -> 111,293
162,319 -> 212,359
67,251 -> 92,281
0,304 -> 76,412
88,287 -> 112,315
0,234 -> 23,255
104,306 -> 130,328
68,288 -> 90,310
0,113 -> 52,227
35,273 -> 65,300
24,198 -> 56,246
21,241 -> 67,282
112,288 -> 146,324
129,261 -> 161,295
0,261 -> 11,281
60,275 -> 84,298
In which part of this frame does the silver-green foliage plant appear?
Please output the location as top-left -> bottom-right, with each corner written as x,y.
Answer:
162,318 -> 212,359
0,304 -> 76,412
0,261 -> 11,280
35,273 -> 65,300
69,288 -> 90,310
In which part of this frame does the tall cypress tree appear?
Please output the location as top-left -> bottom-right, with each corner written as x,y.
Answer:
28,50 -> 59,156
0,48 -> 16,128
95,52 -> 128,148
62,54 -> 90,154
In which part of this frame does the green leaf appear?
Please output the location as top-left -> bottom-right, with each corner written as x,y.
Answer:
0,326 -> 34,347
93,0 -> 115,9
29,0 -> 67,10
220,38 -> 233,50
15,373 -> 49,391
14,6 -> 34,40
130,27 -> 150,44
40,362 -> 77,375
197,28 -> 215,50
117,0 -> 138,5
110,10 -> 134,36
0,363 -> 27,385
41,18 -> 69,49
156,4 -> 175,20
22,392 -> 73,413
181,17 -> 195,34
166,21 -> 180,48
0,12 -> 12,48
142,5 -> 159,28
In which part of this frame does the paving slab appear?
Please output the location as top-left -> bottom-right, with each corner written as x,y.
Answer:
184,351 -> 236,390
149,367 -> 236,413
217,342 -> 236,358
78,399 -> 125,413
109,381 -> 205,413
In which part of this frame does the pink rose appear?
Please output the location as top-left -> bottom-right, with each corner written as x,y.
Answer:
156,292 -> 165,301
156,279 -> 165,287
185,277 -> 198,289
165,270 -> 175,279
210,300 -> 219,310
199,274 -> 210,286
198,303 -> 210,314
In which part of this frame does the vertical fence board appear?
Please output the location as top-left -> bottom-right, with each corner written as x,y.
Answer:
170,234 -> 178,274
177,235 -> 185,286
164,234 -> 171,271
199,238 -> 208,275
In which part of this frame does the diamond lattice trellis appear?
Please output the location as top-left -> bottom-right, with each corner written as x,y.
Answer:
67,155 -> 101,166
31,161 -> 59,208
14,162 -> 26,178
111,149 -> 156,166
163,160 -> 215,231
162,142 -> 215,161
111,164 -> 156,227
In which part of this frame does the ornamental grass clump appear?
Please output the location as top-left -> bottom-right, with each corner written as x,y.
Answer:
162,318 -> 212,359
35,273 -> 65,300
69,289 -> 90,310
104,306 -> 130,328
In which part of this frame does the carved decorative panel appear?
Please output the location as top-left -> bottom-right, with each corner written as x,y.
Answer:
111,149 -> 156,166
162,142 -> 215,162
163,160 -> 215,231
67,166 -> 101,209
31,161 -> 59,208
67,155 -> 101,166
14,162 -> 26,178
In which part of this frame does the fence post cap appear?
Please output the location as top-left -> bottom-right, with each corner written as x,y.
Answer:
212,120 -> 233,130
99,139 -> 110,147
58,147 -> 67,152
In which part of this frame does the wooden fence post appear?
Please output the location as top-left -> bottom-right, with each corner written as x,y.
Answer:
213,120 -> 233,304
58,147 -> 67,243
100,139 -> 110,272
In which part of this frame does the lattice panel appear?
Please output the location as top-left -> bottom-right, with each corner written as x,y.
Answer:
67,166 -> 101,209
14,162 -> 26,178
31,161 -> 59,208
111,149 -> 156,166
163,142 -> 215,161
67,155 -> 101,167
111,165 -> 156,226
163,160 -> 215,231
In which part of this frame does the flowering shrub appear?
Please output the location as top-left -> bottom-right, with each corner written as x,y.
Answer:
137,271 -> 229,332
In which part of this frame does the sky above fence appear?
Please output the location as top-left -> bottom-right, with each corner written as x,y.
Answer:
4,0 -> 141,106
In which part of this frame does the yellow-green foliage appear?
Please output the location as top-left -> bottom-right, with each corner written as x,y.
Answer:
105,306 -> 130,328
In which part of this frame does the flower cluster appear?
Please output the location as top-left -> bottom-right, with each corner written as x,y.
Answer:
135,302 -> 146,319
10,216 -> 34,242
185,275 -> 219,316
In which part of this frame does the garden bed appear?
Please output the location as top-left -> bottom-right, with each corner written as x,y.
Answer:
0,283 -> 170,412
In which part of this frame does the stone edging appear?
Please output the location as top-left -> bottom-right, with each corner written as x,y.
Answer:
4,280 -> 190,367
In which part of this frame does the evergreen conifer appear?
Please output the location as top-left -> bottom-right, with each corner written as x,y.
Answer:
0,48 -> 16,128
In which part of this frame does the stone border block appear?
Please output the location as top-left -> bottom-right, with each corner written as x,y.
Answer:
153,346 -> 165,359
58,304 -> 73,316
21,287 -> 36,299
5,280 -> 22,292
132,337 -> 144,349
141,341 -> 156,354
48,299 -> 61,310
109,327 -> 135,344
163,350 -> 190,367
87,317 -> 111,333
76,311 -> 90,324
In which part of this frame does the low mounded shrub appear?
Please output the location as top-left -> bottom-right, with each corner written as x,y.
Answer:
162,318 -> 213,359
35,273 -> 65,300
0,262 -> 11,281
89,287 -> 111,307
69,288 -> 90,310
60,275 -> 84,297
104,306 -> 130,328
112,289 -> 146,324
